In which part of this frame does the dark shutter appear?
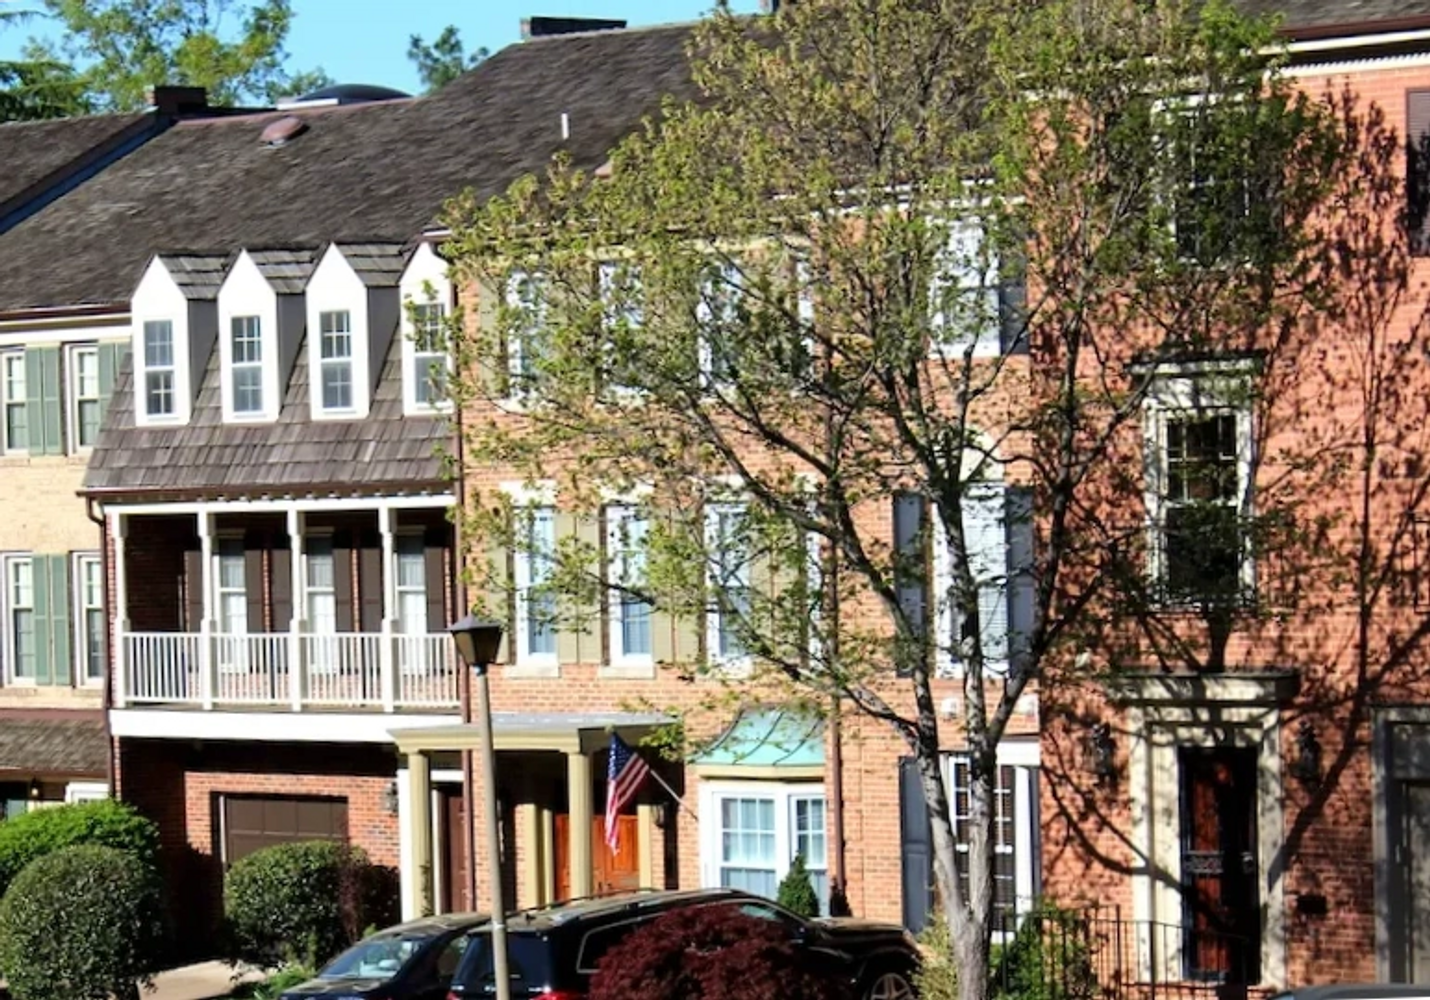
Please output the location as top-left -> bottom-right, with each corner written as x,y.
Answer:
183,547 -> 204,631
899,757 -> 934,932
998,248 -> 1029,355
271,544 -> 293,632
1409,91 -> 1430,255
333,532 -> 355,633
1005,488 -> 1036,678
243,540 -> 265,633
423,531 -> 447,633
893,493 -> 928,677
598,507 -> 611,666
359,545 -> 383,633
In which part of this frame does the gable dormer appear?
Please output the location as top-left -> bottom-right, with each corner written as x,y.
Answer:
131,254 -> 223,428
305,243 -> 405,421
218,248 -> 313,423
398,241 -> 454,416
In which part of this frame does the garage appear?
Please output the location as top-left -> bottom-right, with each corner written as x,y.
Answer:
221,794 -> 349,864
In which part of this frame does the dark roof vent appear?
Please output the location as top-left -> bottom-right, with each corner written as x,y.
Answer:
521,16 -> 627,39
260,116 -> 308,147
278,83 -> 412,109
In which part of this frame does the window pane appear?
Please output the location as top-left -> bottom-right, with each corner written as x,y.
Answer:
219,550 -> 245,589
307,549 -> 334,589
397,547 -> 425,589
321,362 -> 352,410
231,316 -> 262,363
143,321 -> 173,367
146,372 -> 174,417
78,399 -> 100,447
5,401 -> 26,451
76,350 -> 99,397
524,509 -> 556,656
233,367 -> 263,414
621,597 -> 651,656
86,608 -> 104,680
416,357 -> 446,405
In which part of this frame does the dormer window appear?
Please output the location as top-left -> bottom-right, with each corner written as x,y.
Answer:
399,241 -> 454,416
410,304 -> 447,407
143,320 -> 176,418
319,310 -> 355,412
229,316 -> 264,416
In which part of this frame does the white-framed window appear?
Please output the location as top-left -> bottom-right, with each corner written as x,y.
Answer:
930,219 -> 1002,359
514,506 -> 557,667
73,553 -> 103,685
395,534 -> 432,673
64,781 -> 109,804
305,536 -> 338,672
930,484 -> 1010,677
69,345 -> 101,451
704,502 -> 751,670
700,781 -> 830,915
1143,365 -> 1254,604
697,260 -> 745,388
1,350 -> 26,454
142,320 -> 176,419
506,270 -> 548,399
215,538 -> 248,672
606,505 -> 653,667
4,556 -> 36,683
410,303 -> 449,410
598,260 -> 644,397
229,316 -> 264,416
318,310 -> 355,413
942,744 -> 1040,933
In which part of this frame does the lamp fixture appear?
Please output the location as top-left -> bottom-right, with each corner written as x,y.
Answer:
1291,720 -> 1323,788
1087,722 -> 1118,787
382,779 -> 399,816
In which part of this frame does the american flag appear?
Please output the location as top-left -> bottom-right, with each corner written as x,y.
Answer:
605,733 -> 651,851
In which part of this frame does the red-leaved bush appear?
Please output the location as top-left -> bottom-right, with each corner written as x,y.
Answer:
588,905 -> 846,1000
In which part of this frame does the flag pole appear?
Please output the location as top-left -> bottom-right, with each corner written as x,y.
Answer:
645,764 -> 699,822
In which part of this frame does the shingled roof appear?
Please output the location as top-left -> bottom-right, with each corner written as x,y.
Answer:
0,112 -> 156,230
0,711 -> 107,777
1254,0 -> 1430,33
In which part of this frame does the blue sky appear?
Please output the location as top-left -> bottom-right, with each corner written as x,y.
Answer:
0,1 -> 765,97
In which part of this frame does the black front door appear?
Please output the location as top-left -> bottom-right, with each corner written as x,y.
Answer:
1179,747 -> 1260,984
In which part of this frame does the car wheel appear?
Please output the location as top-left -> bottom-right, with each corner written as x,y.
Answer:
862,967 -> 917,1000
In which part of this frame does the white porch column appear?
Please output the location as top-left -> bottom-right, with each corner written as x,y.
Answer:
379,504 -> 397,712
406,752 -> 434,917
567,750 -> 594,898
198,509 -> 216,710
109,510 -> 129,708
288,507 -> 306,713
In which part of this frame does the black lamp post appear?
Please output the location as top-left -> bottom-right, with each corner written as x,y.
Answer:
449,614 -> 509,1000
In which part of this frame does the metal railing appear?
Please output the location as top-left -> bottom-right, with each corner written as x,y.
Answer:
119,630 -> 461,711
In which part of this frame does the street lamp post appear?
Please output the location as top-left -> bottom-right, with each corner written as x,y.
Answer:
449,615 -> 510,1000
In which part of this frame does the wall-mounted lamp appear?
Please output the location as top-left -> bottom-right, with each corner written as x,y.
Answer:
1086,722 -> 1118,787
1290,720 -> 1323,788
653,801 -> 670,830
382,779 -> 400,816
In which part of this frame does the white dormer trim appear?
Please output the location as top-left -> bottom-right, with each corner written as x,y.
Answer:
218,251 -> 281,423
307,245 -> 373,421
399,242 -> 454,417
132,257 -> 195,428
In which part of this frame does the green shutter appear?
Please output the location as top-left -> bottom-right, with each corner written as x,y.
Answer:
49,556 -> 71,686
24,348 -> 62,455
98,342 -> 128,417
23,350 -> 42,454
29,557 -> 51,685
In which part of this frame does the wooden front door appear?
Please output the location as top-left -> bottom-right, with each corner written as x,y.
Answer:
1179,747 -> 1260,984
438,787 -> 468,914
553,814 -> 639,902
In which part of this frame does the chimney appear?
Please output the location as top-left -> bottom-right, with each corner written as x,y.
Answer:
520,16 -> 628,40
146,85 -> 209,115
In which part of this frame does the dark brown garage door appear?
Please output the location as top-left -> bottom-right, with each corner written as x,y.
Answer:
222,795 -> 349,865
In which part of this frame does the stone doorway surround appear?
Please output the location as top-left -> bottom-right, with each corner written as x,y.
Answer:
1108,670 -> 1298,990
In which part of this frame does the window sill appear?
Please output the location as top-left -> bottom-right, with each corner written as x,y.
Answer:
599,660 -> 656,680
505,660 -> 560,679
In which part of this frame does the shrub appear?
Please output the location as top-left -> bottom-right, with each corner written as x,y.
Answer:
0,799 -> 159,900
588,904 -> 844,1000
0,844 -> 166,1000
994,903 -> 1099,1000
776,853 -> 821,918
223,840 -> 390,968
914,910 -> 958,1000
229,962 -> 318,1000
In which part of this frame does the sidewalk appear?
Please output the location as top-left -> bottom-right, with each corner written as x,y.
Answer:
146,961 -> 262,1000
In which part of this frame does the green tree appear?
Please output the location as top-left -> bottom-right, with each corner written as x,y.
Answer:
407,25 -> 485,94
775,853 -> 820,918
0,6 -> 87,120
442,2 -> 1385,998
25,0 -> 327,111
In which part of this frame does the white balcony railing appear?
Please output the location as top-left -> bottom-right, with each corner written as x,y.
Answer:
119,630 -> 461,711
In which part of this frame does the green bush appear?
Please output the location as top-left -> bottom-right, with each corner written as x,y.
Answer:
0,799 -> 159,900
994,903 -> 1099,1000
776,853 -> 821,918
0,844 -> 166,1000
229,962 -> 318,1000
914,910 -> 958,1000
224,841 -> 388,968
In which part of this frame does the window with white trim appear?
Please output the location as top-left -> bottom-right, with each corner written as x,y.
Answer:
704,503 -> 751,667
1,350 -> 26,453
142,320 -> 176,419
931,485 -> 1010,677
930,220 -> 1002,358
606,505 -> 652,665
697,260 -> 745,388
700,781 -> 829,915
514,506 -> 557,666
395,535 -> 431,673
305,536 -> 337,671
74,554 -> 103,684
506,270 -> 548,398
69,345 -> 101,450
216,539 -> 247,634
598,260 -> 644,396
1144,367 -> 1254,604
229,316 -> 264,416
410,303 -> 448,409
318,311 -> 355,412
5,556 -> 35,682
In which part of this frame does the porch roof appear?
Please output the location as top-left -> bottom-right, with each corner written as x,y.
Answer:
391,711 -> 672,756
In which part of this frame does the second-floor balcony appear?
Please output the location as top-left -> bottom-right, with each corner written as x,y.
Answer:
119,630 -> 459,710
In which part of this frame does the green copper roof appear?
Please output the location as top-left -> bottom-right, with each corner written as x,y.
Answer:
695,708 -> 825,768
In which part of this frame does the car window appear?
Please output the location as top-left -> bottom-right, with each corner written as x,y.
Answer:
320,932 -> 434,980
726,900 -> 806,937
436,935 -> 471,980
457,932 -> 554,995
577,916 -> 658,973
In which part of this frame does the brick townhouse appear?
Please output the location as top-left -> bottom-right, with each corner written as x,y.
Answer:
1030,0 -> 1430,992
0,91 -> 221,814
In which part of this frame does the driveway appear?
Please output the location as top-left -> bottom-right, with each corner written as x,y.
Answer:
147,961 -> 262,1000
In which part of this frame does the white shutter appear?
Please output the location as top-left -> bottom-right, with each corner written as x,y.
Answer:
932,221 -> 1002,359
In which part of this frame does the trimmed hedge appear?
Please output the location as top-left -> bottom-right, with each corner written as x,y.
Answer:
0,799 -> 159,901
224,840 -> 394,968
589,905 -> 843,1000
0,844 -> 167,1000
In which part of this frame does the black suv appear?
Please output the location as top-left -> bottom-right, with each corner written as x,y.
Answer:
446,888 -> 921,1000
